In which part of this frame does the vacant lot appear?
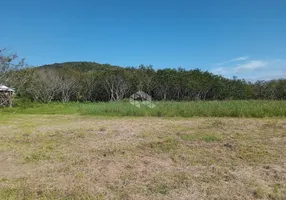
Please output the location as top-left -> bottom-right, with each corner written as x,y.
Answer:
0,115 -> 286,199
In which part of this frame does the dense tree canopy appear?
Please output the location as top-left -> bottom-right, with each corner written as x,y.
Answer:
11,62 -> 286,102
1,50 -> 286,103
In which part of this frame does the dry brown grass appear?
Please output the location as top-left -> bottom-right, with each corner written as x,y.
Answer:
0,115 -> 286,199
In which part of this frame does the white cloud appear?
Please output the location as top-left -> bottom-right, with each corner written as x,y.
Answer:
211,59 -> 286,81
234,60 -> 268,73
211,67 -> 227,75
216,56 -> 249,66
231,56 -> 249,62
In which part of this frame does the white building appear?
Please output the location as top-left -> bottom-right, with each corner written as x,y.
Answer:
0,85 -> 14,107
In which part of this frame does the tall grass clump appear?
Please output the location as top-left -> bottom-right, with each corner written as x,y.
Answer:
78,100 -> 286,118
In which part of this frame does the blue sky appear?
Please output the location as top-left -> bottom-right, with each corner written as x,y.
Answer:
1,0 -> 286,80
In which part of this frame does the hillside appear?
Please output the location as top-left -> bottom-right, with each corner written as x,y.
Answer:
39,62 -> 122,73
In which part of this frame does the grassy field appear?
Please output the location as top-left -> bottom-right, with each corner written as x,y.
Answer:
0,114 -> 286,199
1,100 -> 286,117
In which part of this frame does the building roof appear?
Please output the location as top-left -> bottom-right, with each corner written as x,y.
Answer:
130,91 -> 152,101
0,85 -> 14,92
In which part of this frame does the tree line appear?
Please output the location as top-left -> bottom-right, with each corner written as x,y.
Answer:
1,49 -> 286,103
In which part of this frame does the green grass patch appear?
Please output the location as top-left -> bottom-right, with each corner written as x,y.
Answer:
179,133 -> 221,142
0,101 -> 80,115
1,100 -> 286,118
202,134 -> 221,142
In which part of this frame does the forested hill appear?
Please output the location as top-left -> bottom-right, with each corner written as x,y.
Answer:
17,61 -> 283,102
39,62 -> 121,72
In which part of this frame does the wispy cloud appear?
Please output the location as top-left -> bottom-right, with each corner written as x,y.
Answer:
234,60 -> 268,73
211,67 -> 227,75
231,56 -> 250,62
216,56 -> 249,66
211,59 -> 286,81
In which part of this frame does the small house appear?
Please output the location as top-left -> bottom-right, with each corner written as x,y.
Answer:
0,85 -> 14,107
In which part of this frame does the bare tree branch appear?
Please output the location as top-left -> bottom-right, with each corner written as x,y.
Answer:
104,75 -> 129,101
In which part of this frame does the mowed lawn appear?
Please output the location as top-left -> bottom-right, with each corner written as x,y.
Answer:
0,114 -> 286,199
